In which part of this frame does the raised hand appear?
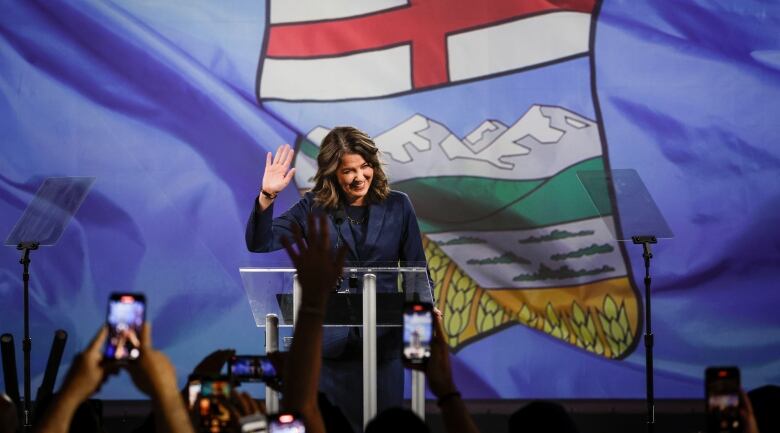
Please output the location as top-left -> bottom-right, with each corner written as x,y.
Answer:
423,312 -> 457,398
34,326 -> 116,433
192,349 -> 235,377
59,326 -> 111,402
278,213 -> 344,433
740,389 -> 760,433
126,323 -> 179,402
262,144 -> 296,197
126,323 -> 195,433
227,391 -> 267,431
417,310 -> 480,433
281,213 -> 347,310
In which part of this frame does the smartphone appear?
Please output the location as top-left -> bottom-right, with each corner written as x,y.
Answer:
229,355 -> 279,386
195,377 -> 233,433
402,302 -> 433,365
268,413 -> 305,433
706,366 -> 742,433
199,376 -> 232,398
104,293 -> 145,362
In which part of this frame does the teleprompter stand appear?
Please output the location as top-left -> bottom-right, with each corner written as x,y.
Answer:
3,177 -> 95,431
578,169 -> 673,433
632,234 -> 657,431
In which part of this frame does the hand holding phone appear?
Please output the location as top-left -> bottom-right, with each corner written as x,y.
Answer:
706,366 -> 742,433
194,376 -> 233,433
104,293 -> 145,362
59,326 -> 111,402
228,355 -> 282,389
402,302 -> 434,365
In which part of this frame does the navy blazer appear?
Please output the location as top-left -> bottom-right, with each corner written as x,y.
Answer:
246,190 -> 428,268
246,190 -> 431,358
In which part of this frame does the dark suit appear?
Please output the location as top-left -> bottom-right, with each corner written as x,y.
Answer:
246,190 -> 430,431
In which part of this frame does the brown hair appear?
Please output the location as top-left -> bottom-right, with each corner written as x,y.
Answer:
312,126 -> 390,209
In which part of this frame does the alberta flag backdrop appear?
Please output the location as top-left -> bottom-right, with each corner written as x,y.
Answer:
1,1 -> 779,399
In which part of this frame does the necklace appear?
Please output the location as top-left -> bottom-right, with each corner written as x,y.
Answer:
346,215 -> 366,225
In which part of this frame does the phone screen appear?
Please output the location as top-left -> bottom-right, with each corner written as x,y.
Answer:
200,378 -> 232,397
229,355 -> 278,383
196,378 -> 233,433
269,413 -> 305,433
402,302 -> 433,364
104,293 -> 145,361
706,367 -> 742,433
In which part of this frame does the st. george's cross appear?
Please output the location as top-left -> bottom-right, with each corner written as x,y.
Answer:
257,0 -> 597,101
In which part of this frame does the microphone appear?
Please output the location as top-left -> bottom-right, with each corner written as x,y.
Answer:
331,207 -> 346,250
331,207 -> 347,292
333,208 -> 346,225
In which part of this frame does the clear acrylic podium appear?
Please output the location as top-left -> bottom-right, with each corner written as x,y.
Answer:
239,264 -> 433,427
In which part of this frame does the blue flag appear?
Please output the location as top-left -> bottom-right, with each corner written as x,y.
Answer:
0,0 -> 778,399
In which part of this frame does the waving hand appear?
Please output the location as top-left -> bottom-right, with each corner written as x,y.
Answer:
261,144 -> 296,197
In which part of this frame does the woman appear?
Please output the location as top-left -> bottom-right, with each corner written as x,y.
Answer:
245,126 -> 430,431
247,127 -> 427,266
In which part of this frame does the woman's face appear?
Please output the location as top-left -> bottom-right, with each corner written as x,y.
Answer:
336,153 -> 373,205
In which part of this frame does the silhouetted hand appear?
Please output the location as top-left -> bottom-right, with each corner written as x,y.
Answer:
425,314 -> 458,397
741,389 -> 760,433
279,212 -> 342,433
60,326 -> 113,402
235,390 -> 265,416
265,351 -> 287,392
405,311 -> 457,397
192,349 -> 236,377
226,390 -> 267,432
33,326 -> 117,433
282,213 -> 347,310
0,392 -> 18,433
126,323 -> 179,402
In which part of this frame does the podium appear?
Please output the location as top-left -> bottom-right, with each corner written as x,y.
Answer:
239,265 -> 432,427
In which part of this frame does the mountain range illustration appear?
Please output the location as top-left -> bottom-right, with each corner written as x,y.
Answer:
294,104 -> 601,188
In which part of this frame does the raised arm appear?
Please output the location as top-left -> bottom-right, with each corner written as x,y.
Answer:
127,324 -> 194,433
280,213 -> 347,433
34,327 -> 111,433
246,144 -> 309,252
424,312 -> 480,433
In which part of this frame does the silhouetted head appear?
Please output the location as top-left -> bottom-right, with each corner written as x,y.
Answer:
0,393 -> 18,433
365,407 -> 430,433
748,385 -> 780,433
508,400 -> 579,433
318,392 -> 356,433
